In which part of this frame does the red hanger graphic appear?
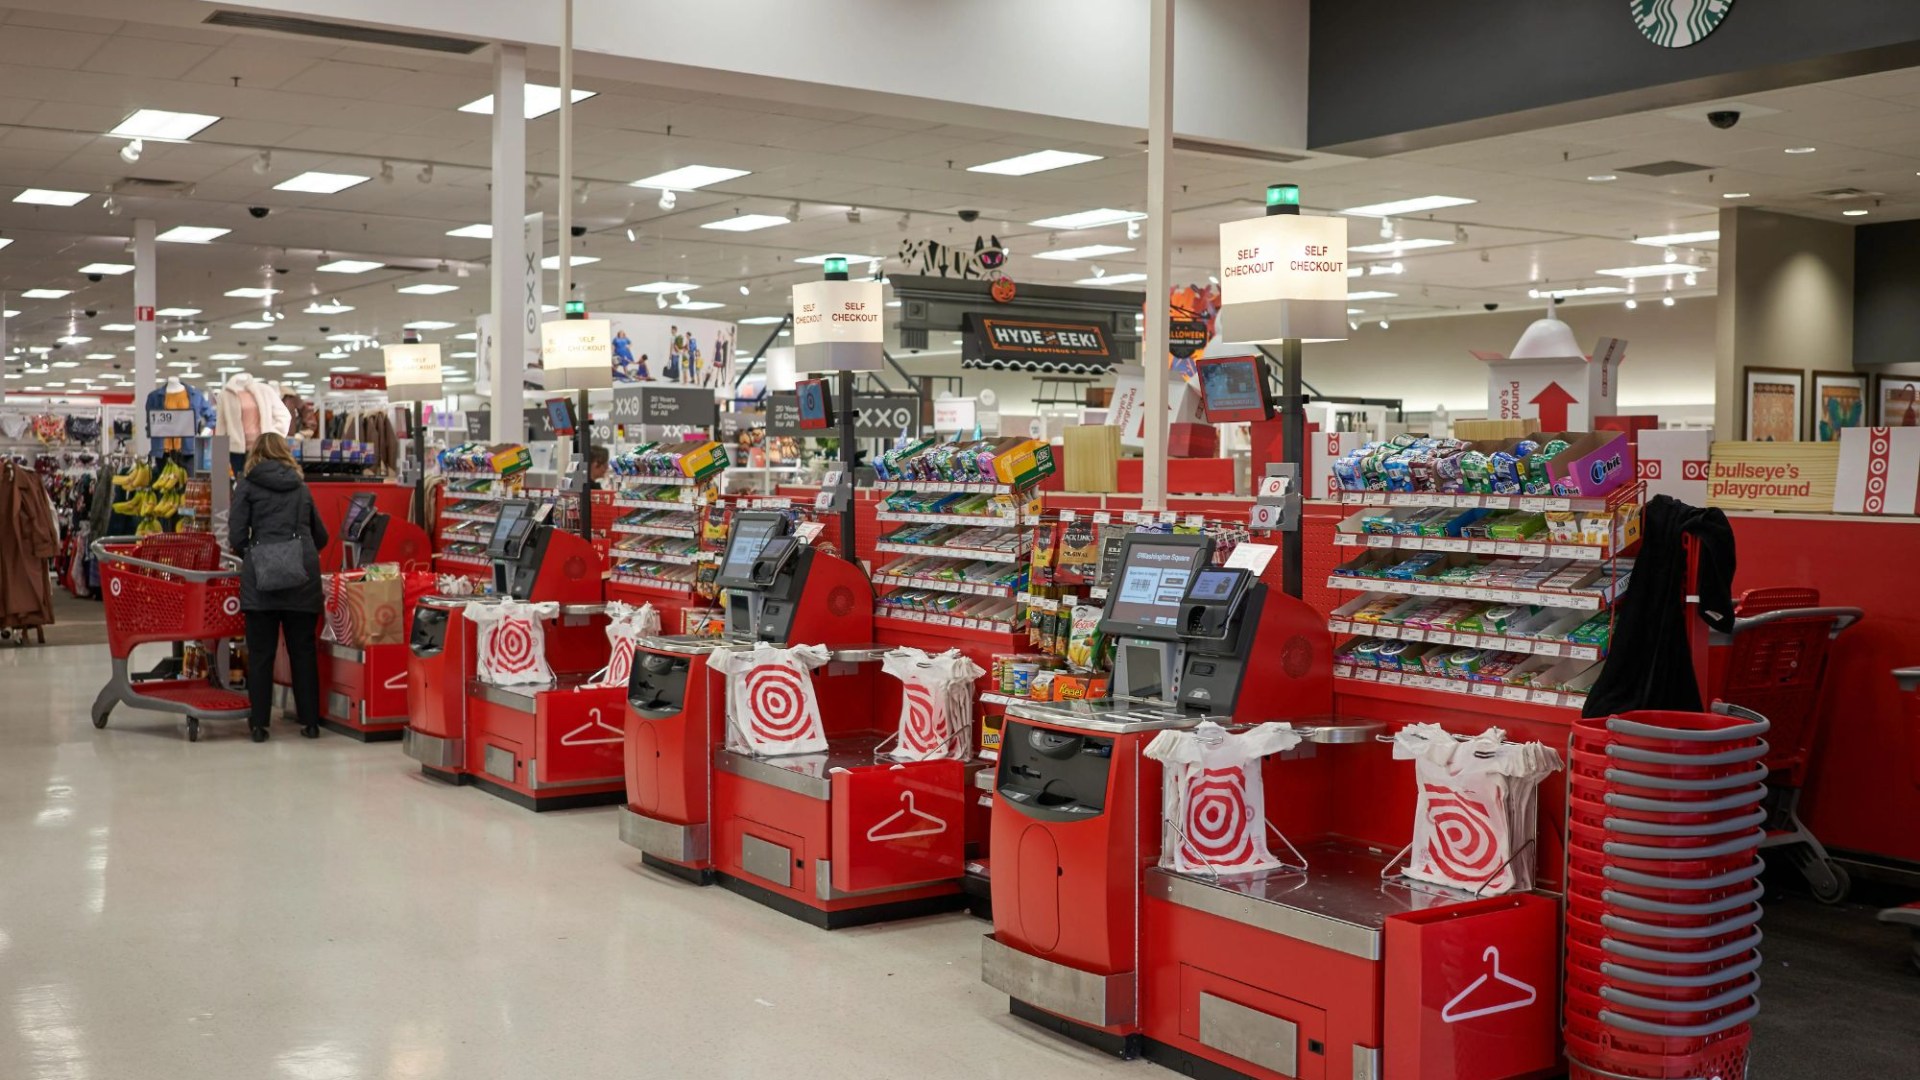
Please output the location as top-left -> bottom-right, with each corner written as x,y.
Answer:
1441,946 -> 1536,1024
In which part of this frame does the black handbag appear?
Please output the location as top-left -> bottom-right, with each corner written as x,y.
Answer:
251,531 -> 309,591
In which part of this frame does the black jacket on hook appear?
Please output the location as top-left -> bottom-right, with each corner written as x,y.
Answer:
1582,495 -> 1736,717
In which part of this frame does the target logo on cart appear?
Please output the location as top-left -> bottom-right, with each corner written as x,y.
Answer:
222,596 -> 240,617
1183,767 -> 1257,868
109,578 -> 123,598
899,683 -> 947,757
1421,783 -> 1510,891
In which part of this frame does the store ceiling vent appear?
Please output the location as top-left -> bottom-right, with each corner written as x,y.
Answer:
1616,160 -> 1715,177
1811,187 -> 1882,202
1137,137 -> 1310,165
203,11 -> 486,54
108,177 -> 195,197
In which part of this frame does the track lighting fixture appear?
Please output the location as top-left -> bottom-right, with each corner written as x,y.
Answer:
786,200 -> 801,221
656,293 -> 668,310
1662,247 -> 1677,264
1126,219 -> 1141,240
846,206 -> 861,223
1454,224 -> 1468,243
379,160 -> 394,184
1379,318 -> 1390,330
576,181 -> 591,205
1625,299 -> 1638,310
418,164 -> 434,184
626,227 -> 636,243
119,139 -> 143,164
739,284 -> 750,296
252,151 -> 272,175
102,196 -> 120,217
1662,296 -> 1675,307
899,211 -> 912,231
868,259 -> 881,278
675,291 -> 690,305
658,189 -> 676,211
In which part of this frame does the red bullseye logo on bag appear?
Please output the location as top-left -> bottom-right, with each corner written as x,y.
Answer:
1423,784 -> 1508,891
743,664 -> 816,740
490,618 -> 538,675
898,683 -> 951,757
1185,767 -> 1255,866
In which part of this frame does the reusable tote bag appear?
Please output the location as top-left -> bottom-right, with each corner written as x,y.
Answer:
1392,724 -> 1561,894
708,642 -> 831,756
465,600 -> 560,687
1145,721 -> 1303,876
880,647 -> 985,761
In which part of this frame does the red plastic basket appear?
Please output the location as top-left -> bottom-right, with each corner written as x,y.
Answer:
1569,862 -> 1765,906
1568,819 -> 1766,854
1568,908 -> 1760,954
1566,937 -> 1760,986
1565,1021 -> 1750,1080
1570,890 -> 1763,934
1573,709 -> 1769,756
1568,794 -> 1768,833
1569,749 -> 1770,796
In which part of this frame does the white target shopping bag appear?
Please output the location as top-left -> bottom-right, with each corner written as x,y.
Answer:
1145,721 -> 1302,875
464,600 -> 560,687
320,572 -> 357,643
1392,724 -> 1561,895
708,643 -> 832,756
880,647 -> 985,761
585,602 -> 661,689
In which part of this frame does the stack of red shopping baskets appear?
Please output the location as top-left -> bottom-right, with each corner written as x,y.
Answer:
1566,704 -> 1771,1080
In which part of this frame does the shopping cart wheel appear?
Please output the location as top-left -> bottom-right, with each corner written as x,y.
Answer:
186,719 -> 200,743
1809,859 -> 1852,905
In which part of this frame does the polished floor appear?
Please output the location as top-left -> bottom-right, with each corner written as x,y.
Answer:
1,643 -> 1913,1080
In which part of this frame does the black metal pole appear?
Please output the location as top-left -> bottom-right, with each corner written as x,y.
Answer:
837,368 -> 857,556
576,387 -> 593,542
1281,337 -> 1304,599
412,400 -> 426,526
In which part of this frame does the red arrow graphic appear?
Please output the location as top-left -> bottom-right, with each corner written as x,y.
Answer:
1529,381 -> 1577,431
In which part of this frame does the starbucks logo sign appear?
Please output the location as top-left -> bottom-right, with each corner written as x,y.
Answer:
1631,0 -> 1733,48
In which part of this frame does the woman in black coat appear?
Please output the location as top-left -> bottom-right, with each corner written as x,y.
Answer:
229,433 -> 329,742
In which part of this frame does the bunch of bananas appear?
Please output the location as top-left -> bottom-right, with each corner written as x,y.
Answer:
133,517 -> 171,536
112,490 -> 155,517
150,461 -> 187,493
113,461 -> 153,492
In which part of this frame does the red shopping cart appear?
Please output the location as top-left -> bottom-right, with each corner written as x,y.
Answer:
1711,587 -> 1863,902
89,533 -> 252,742
1880,666 -> 1920,972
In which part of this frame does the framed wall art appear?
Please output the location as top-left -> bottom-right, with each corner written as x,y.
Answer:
1740,366 -> 1804,442
1874,373 -> 1920,428
1809,370 -> 1868,442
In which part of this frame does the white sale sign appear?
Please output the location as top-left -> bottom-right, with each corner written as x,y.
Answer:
381,343 -> 443,403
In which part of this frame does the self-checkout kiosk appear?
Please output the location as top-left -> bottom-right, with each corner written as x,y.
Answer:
403,498 -> 618,810
315,492 -> 433,740
621,511 -> 882,895
982,532 -> 1561,1079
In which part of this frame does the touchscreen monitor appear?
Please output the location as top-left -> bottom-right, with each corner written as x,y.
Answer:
1098,534 -> 1214,641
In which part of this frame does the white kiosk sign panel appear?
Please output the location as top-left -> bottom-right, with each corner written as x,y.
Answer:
792,279 -> 884,371
1216,215 -> 1349,343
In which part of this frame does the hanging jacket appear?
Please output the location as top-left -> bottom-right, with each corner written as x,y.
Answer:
1582,495 -> 1735,717
0,461 -> 59,628
144,384 -> 217,457
229,460 -> 329,613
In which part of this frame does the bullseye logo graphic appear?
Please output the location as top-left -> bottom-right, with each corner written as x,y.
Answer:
1639,460 -> 1662,480
742,663 -> 817,742
1422,783 -> 1506,888
489,617 -> 539,675
1682,460 -> 1709,481
1184,767 -> 1255,866
900,683 -> 945,756
602,637 -> 636,688
1865,429 -> 1892,513
222,596 -> 241,617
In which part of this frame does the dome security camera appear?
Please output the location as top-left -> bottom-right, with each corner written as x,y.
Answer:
957,209 -> 981,223
318,326 -> 331,334
248,206 -> 270,219
86,274 -> 104,284
266,335 -> 279,342
1707,110 -> 1740,130
275,266 -> 290,275
569,225 -> 587,238
1484,303 -> 1500,312
83,309 -> 98,318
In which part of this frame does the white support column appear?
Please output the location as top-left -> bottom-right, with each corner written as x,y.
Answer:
1141,0 -> 1175,511
557,0 -> 574,315
0,292 -> 8,405
132,218 -> 157,443
490,44 -> 528,442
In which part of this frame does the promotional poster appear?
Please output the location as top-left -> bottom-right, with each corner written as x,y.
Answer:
476,312 -> 736,393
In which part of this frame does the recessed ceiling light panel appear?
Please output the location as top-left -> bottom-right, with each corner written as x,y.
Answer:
1029,208 -> 1147,230
1032,244 -> 1136,261
1338,195 -> 1476,217
109,109 -> 220,141
699,214 -> 789,232
273,171 -> 371,194
156,226 -> 230,244
13,188 -> 88,206
968,150 -> 1102,176
629,165 -> 750,190
317,259 -> 384,274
